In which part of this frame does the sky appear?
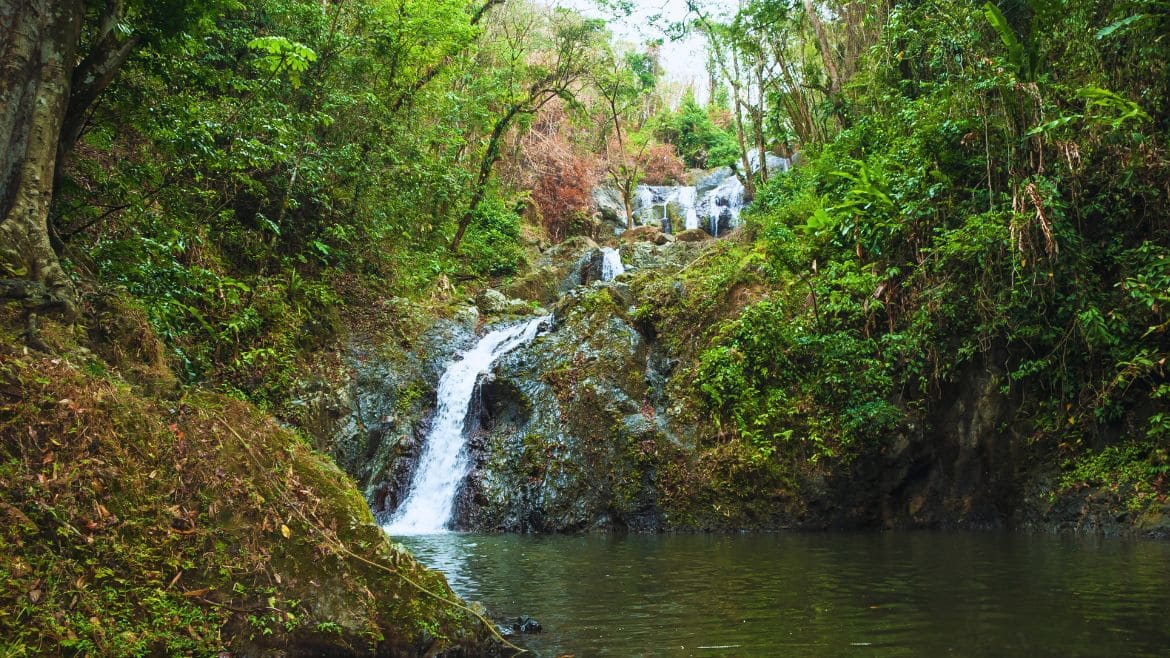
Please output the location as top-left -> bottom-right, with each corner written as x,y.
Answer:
548,0 -> 739,104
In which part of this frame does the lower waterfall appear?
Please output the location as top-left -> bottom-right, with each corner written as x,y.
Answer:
385,315 -> 549,535
600,247 -> 625,281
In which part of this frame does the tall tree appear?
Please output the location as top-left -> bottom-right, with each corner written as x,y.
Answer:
593,50 -> 656,230
1,0 -> 217,332
688,1 -> 758,199
450,6 -> 602,251
1,1 -> 88,322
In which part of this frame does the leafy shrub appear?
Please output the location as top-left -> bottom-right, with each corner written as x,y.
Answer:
652,91 -> 739,169
459,197 -> 527,278
698,298 -> 902,463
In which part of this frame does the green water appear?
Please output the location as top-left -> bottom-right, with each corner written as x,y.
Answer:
398,532 -> 1170,657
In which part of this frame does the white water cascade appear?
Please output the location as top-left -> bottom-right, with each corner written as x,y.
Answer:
633,186 -> 700,233
385,316 -> 549,535
626,152 -> 791,236
600,247 -> 625,281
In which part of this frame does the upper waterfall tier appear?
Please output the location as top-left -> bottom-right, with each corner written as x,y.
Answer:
598,152 -> 791,236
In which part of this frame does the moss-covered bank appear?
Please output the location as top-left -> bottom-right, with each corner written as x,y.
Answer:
0,316 -> 503,656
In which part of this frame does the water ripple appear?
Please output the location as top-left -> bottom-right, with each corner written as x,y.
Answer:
397,532 -> 1170,657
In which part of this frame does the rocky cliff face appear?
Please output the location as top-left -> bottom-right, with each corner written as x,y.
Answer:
456,282 -> 672,532
311,238 -> 709,532
311,307 -> 480,521
316,232 -> 1168,538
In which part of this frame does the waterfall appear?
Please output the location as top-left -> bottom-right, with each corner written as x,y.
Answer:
623,154 -> 790,236
680,187 -> 700,230
385,316 -> 549,535
600,247 -> 625,281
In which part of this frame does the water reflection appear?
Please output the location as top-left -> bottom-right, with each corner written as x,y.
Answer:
397,532 -> 1170,657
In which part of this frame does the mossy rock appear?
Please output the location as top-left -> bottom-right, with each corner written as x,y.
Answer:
620,226 -> 672,246
674,229 -> 712,243
501,265 -> 562,305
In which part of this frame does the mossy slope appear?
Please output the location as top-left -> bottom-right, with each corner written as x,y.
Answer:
0,338 -> 500,657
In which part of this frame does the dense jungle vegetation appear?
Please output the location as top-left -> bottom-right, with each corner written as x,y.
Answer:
1,0 -> 1169,653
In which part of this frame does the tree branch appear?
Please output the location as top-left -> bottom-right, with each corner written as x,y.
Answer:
390,0 -> 507,112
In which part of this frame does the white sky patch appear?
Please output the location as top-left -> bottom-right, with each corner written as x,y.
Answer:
546,0 -> 738,105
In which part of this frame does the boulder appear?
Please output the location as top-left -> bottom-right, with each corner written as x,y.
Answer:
674,228 -> 712,243
592,187 -> 626,229
502,237 -> 600,304
477,289 -> 510,314
620,226 -> 673,246
695,166 -> 733,198
477,288 -> 536,316
512,616 -> 542,634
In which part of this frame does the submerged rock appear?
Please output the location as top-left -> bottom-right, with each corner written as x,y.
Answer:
513,616 -> 542,634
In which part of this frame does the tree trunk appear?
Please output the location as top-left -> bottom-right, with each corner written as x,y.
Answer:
753,63 -> 769,184
451,104 -> 526,252
803,0 -> 841,96
726,40 -> 756,200
622,183 -> 635,231
1,0 -> 85,321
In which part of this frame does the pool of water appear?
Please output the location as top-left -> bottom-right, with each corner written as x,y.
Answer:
398,532 -> 1170,657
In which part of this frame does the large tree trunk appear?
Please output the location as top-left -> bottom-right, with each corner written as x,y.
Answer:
621,182 -> 635,231
451,104 -> 525,252
803,0 -> 841,96
1,0 -> 85,320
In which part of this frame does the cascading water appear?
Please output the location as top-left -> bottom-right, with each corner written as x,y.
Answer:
679,187 -> 700,230
703,173 -> 745,238
385,316 -> 549,535
633,186 -> 700,233
624,153 -> 790,236
600,247 -> 625,281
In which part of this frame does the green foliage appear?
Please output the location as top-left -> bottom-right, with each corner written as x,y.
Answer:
1031,86 -> 1152,135
697,288 -> 902,464
1061,441 -> 1170,513
982,2 -> 1032,80
688,0 -> 1170,490
652,91 -> 739,168
458,197 -> 527,278
247,36 -> 318,88
1096,0 -> 1170,40
62,0 -> 581,409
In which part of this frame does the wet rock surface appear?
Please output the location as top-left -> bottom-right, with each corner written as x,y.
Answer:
309,237 -> 1167,538
302,306 -> 481,521
501,236 -> 599,304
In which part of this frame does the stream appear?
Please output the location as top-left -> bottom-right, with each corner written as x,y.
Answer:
400,531 -> 1170,657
